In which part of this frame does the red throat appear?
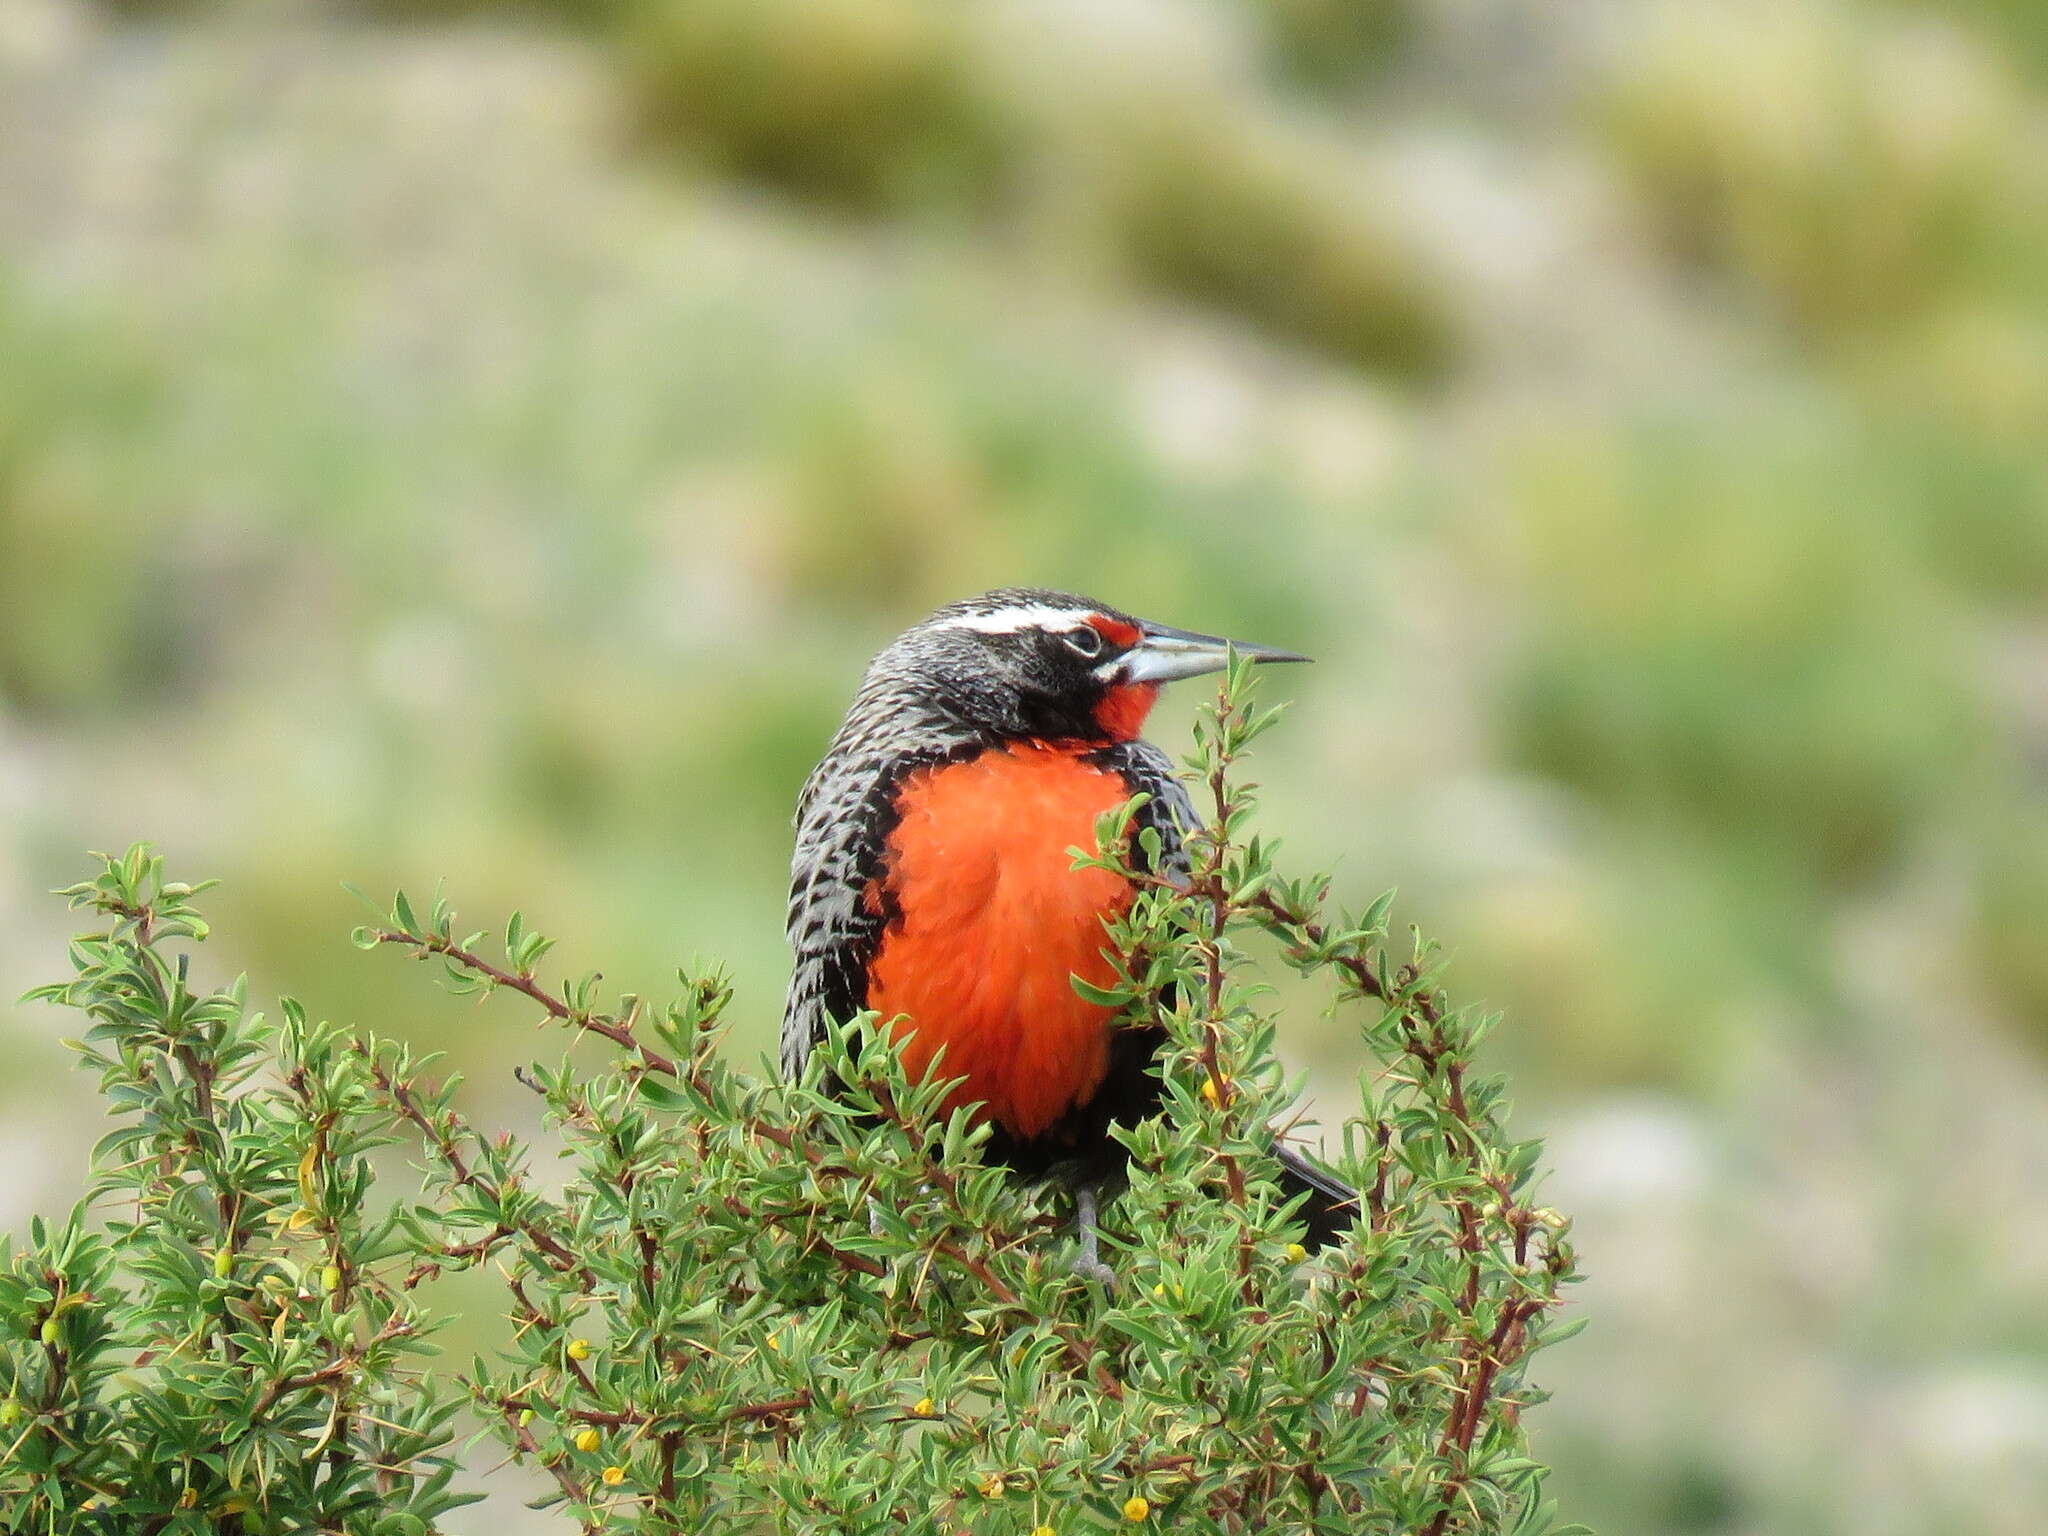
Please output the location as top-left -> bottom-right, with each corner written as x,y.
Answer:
1093,681 -> 1160,742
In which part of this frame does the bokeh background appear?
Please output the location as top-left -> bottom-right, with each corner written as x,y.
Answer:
3,0 -> 2046,1530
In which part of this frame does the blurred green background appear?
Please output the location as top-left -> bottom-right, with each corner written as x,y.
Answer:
2,0 -> 2045,1530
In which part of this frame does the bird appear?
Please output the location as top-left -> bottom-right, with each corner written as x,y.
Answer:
781,588 -> 1355,1273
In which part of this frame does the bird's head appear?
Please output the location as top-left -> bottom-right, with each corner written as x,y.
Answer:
878,587 -> 1309,744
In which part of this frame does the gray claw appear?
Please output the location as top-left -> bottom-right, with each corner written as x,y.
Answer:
1069,1183 -> 1117,1290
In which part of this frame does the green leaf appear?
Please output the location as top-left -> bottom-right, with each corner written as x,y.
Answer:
1070,975 -> 1135,1008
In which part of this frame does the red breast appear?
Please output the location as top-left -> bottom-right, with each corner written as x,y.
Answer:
864,741 -> 1137,1140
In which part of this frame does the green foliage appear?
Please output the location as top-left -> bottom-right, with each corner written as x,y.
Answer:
618,0 -> 1010,213
605,0 -> 1450,377
1921,0 -> 2048,84
1497,411 -> 1983,892
2,850 -> 471,1532
1973,805 -> 2048,1039
1099,100 -> 1457,379
1241,0 -> 1415,92
0,281 -> 189,716
1601,0 -> 2037,342
5,673 -> 1578,1532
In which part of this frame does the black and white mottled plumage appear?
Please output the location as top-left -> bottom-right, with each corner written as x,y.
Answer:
780,588 -> 1193,1082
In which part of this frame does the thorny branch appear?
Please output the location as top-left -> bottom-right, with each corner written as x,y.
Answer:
1248,884 -> 1569,1532
369,927 -> 682,1078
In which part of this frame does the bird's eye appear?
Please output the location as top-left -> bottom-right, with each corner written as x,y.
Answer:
1062,626 -> 1105,659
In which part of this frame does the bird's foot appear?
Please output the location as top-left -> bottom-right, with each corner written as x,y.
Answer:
1069,1251 -> 1118,1290
1068,1184 -> 1117,1291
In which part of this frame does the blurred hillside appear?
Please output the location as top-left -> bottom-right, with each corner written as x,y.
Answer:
1,0 -> 2045,1532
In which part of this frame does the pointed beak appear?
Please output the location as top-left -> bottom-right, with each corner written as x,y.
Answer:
1120,620 -> 1312,685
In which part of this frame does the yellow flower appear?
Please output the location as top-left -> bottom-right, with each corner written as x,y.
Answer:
574,1428 -> 600,1454
978,1473 -> 1005,1499
910,1396 -> 936,1418
765,1333 -> 780,1351
601,1465 -> 625,1486
1199,1074 -> 1230,1107
1284,1243 -> 1307,1264
566,1337 -> 592,1361
1122,1494 -> 1151,1521
1031,1526 -> 1056,1536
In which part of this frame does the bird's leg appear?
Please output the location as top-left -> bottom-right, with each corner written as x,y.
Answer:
1069,1181 -> 1117,1289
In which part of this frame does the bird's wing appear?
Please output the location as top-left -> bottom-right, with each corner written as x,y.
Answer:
783,753 -> 885,1077
1092,737 -> 1198,886
783,742 -> 965,1078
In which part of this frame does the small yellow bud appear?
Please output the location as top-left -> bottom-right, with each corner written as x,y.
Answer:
1284,1243 -> 1307,1264
178,1488 -> 199,1510
1199,1075 -> 1229,1107
910,1396 -> 936,1418
80,1501 -> 98,1513
566,1338 -> 592,1361
517,1408 -> 535,1428
765,1334 -> 780,1352
574,1428 -> 600,1454
1031,1526 -> 1057,1536
320,1265 -> 342,1293
38,1318 -> 58,1346
601,1465 -> 625,1486
978,1473 -> 1005,1499
1122,1495 -> 1151,1521
212,1248 -> 233,1279
1151,1283 -> 1165,1298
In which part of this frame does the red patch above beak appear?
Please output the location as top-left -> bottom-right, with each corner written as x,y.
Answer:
1087,614 -> 1143,650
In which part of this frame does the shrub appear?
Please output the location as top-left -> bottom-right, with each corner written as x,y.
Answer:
2,666 -> 1580,1532
616,0 -> 1010,214
1100,97 -> 1458,380
1600,0 -> 2027,342
605,0 -> 1454,380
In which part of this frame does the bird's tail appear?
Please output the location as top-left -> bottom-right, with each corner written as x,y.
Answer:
1270,1140 -> 1359,1252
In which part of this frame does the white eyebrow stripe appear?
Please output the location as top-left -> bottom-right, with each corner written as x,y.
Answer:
935,605 -> 1094,635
